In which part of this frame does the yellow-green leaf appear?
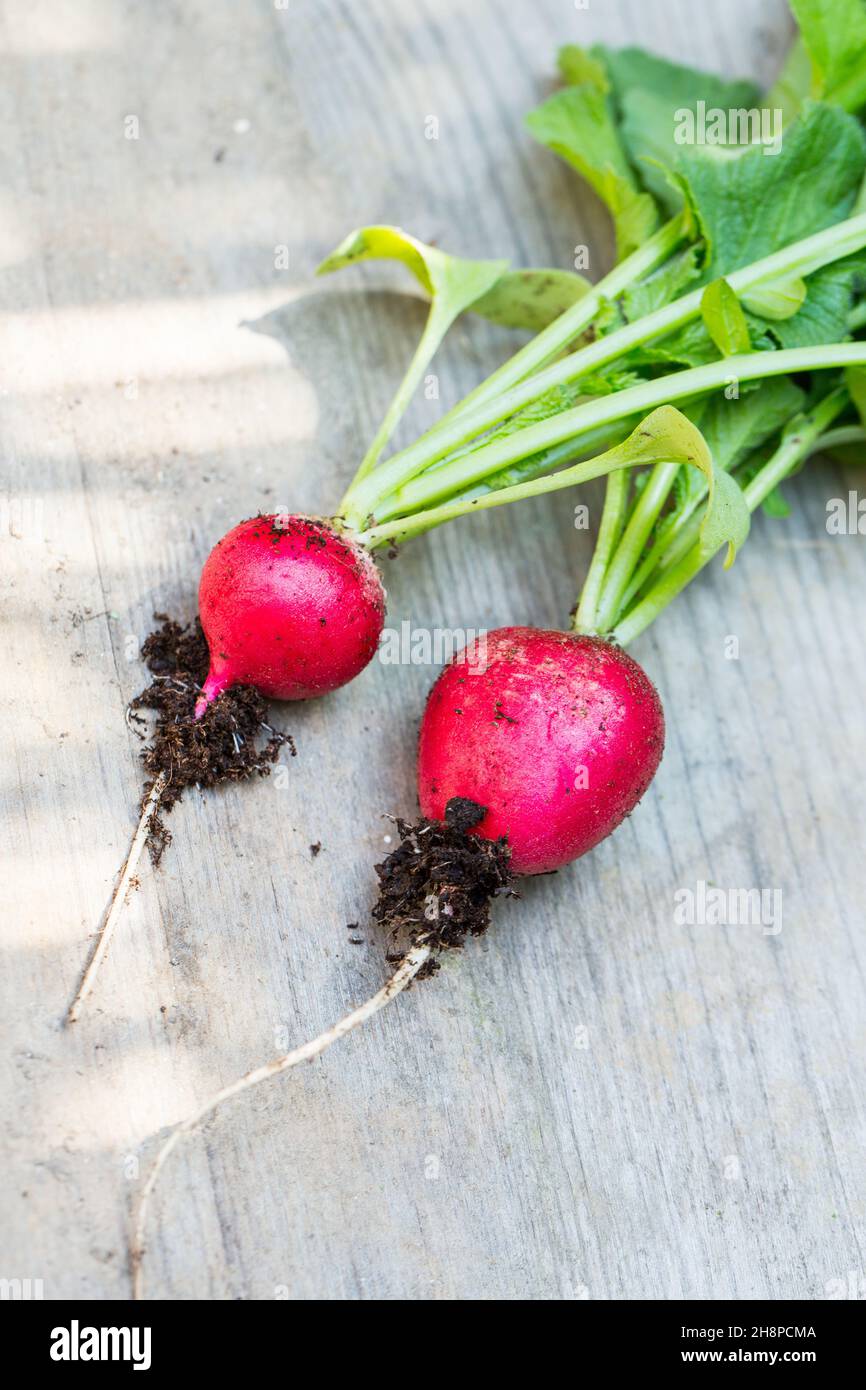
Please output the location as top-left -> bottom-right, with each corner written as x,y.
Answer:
701,279 -> 752,357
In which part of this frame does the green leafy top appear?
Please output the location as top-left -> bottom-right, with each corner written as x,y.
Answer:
524,50 -> 659,260
326,12 -> 866,648
789,0 -> 866,111
673,103 -> 866,280
317,224 -> 507,307
595,44 -> 762,211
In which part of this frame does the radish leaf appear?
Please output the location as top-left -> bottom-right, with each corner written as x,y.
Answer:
317,224 -> 507,310
596,46 -> 762,212
470,268 -> 592,333
317,226 -> 507,478
318,225 -> 589,333
758,254 -> 866,347
525,83 -> 658,260
741,277 -> 808,320
598,406 -> 750,566
790,0 -> 866,110
701,279 -> 751,356
676,103 -> 866,280
557,45 -> 610,90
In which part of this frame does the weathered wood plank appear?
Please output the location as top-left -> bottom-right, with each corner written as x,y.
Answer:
3,0 -> 865,1302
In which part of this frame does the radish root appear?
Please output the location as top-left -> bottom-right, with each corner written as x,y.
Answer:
67,772 -> 167,1025
130,941 -> 432,1299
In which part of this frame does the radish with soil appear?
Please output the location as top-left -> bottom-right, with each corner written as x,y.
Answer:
128,372 -> 853,1297
69,223 -> 692,1022
128,330 -> 866,1296
195,515 -> 387,710
97,19 -> 866,1287
129,604 -> 668,1298
418,629 -> 664,875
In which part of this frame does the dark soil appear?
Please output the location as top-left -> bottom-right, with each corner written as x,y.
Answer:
128,614 -> 294,864
373,798 -> 515,978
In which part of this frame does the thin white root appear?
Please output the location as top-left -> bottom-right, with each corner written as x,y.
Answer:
67,773 -> 167,1025
130,942 -> 432,1299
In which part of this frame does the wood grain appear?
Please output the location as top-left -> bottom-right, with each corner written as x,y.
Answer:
3,0 -> 865,1301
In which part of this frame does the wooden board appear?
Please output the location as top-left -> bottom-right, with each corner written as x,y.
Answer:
3,0 -> 866,1300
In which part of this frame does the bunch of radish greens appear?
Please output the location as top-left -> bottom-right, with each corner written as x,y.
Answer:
164,8 -> 866,744
127,8 -> 866,1296
325,48 -> 866,625
299,14 -> 866,892
180,16 -> 866,877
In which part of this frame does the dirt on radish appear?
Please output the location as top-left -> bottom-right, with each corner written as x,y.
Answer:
418,628 -> 665,876
374,797 -> 515,978
129,613 -> 295,864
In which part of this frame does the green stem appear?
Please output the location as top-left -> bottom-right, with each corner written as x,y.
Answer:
368,343 -> 866,521
814,425 -> 866,450
618,509 -> 687,611
612,389 -> 850,645
433,214 -> 688,419
340,215 -> 688,523
573,471 -> 631,633
626,485 -> 716,605
341,213 -> 866,524
849,301 -> 866,332
358,435 -> 649,548
347,299 -> 460,488
373,421 -> 634,544
593,461 -> 681,633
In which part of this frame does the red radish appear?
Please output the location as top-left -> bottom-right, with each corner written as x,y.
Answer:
418,627 -> 664,875
68,513 -> 384,1026
195,515 -> 386,714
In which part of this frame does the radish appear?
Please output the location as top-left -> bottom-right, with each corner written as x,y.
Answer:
71,214 -> 742,1024
195,515 -> 386,712
127,379 -> 855,1297
73,227 -> 676,1023
417,627 -> 664,876
111,195 -> 866,1301
75,187 -> 866,1022
120,18 -> 866,1293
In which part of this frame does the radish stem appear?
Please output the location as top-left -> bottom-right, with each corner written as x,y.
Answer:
338,215 -> 689,526
67,773 -> 167,1025
356,433 -> 653,548
342,214 -> 866,524
130,942 -> 431,1299
573,470 -> 631,633
419,213 -> 689,426
363,343 -> 866,522
351,299 -> 477,485
593,461 -> 682,633
612,388 -> 850,645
